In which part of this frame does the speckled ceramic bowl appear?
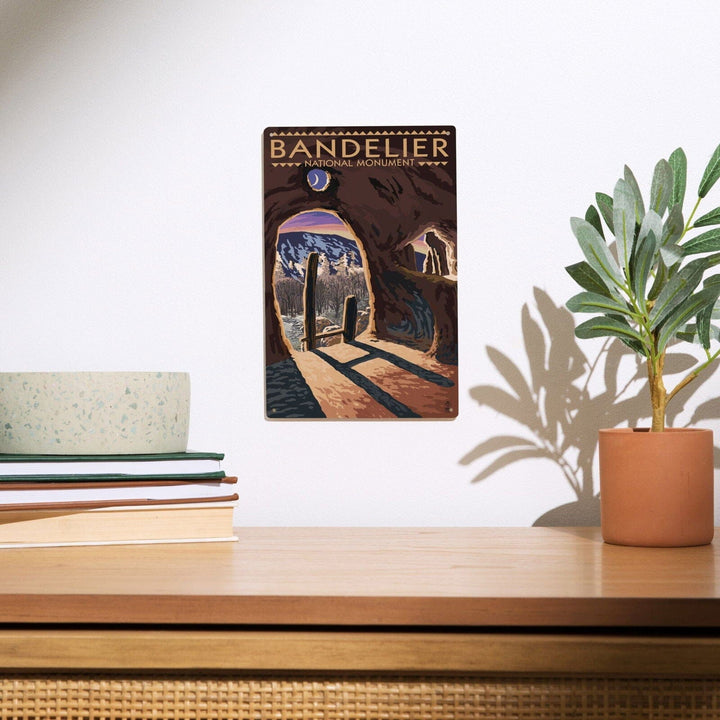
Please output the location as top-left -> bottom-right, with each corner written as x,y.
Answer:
0,372 -> 190,455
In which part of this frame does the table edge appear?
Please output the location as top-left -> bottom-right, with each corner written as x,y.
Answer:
2,594 -> 720,627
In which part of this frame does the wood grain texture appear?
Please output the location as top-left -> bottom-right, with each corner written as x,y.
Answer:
0,527 -> 718,626
3,629 -> 720,676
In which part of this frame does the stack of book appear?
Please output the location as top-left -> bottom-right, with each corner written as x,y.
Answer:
0,451 -> 238,548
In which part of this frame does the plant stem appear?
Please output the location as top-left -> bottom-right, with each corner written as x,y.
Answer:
682,196 -> 703,239
647,350 -> 667,432
667,347 -> 720,405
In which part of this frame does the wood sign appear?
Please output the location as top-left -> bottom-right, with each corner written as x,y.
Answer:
263,126 -> 457,419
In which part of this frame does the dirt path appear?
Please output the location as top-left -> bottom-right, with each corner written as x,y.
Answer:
291,336 -> 457,419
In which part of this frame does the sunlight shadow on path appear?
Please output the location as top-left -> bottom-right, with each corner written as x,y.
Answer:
348,341 -> 454,387
312,347 -> 421,418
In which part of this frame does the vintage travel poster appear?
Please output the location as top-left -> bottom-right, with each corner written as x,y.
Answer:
264,126 -> 457,419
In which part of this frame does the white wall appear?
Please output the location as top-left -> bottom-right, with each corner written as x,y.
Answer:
3,0 -> 720,526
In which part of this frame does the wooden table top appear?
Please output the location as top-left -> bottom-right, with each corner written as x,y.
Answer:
1,527 -> 719,627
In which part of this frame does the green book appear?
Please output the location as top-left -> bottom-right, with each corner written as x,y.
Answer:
0,471 -> 228,483
0,451 -> 225,479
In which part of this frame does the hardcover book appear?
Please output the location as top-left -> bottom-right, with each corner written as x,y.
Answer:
264,126 -> 458,420
0,451 -> 224,475
0,476 -> 238,509
0,503 -> 238,548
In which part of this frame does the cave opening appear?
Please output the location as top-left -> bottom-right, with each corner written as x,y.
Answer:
273,209 -> 372,352
401,230 -> 455,278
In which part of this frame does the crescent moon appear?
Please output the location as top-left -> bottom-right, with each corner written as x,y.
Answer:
307,168 -> 330,191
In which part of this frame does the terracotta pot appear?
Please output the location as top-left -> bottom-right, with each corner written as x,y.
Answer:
598,428 -> 714,547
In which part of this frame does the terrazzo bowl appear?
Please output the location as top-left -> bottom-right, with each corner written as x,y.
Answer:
0,372 -> 190,455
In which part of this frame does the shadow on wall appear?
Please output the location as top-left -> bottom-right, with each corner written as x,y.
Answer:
460,287 -> 720,527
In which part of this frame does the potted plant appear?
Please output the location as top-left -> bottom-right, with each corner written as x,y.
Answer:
565,142 -> 720,546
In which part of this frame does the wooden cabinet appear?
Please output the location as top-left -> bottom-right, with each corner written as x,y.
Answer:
1,527 -> 720,718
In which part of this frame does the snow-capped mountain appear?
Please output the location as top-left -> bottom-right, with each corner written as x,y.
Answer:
276,232 -> 363,280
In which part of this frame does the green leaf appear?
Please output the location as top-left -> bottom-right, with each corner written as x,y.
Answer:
710,288 -> 720,316
674,323 -> 720,345
663,204 -> 684,245
638,209 -> 663,246
657,284 -> 720,352
608,326 -> 646,355
699,142 -> 720,198
601,313 -> 649,354
647,258 -> 668,301
613,178 -> 638,272
704,251 -> 720,268
682,228 -> 720,255
693,206 -> 720,228
595,192 -> 614,234
660,205 -> 685,267
697,304 -> 713,349
565,261 -> 613,296
574,315 -> 646,347
660,241 -> 684,268
570,217 -> 624,293
697,275 -> 720,349
632,213 -> 661,300
638,206 -> 683,274
648,260 -> 705,329
585,204 -> 604,239
650,159 -> 673,215
624,165 -> 646,224
566,291 -> 634,317
676,323 -> 699,343
631,229 -> 658,302
668,147 -> 687,209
